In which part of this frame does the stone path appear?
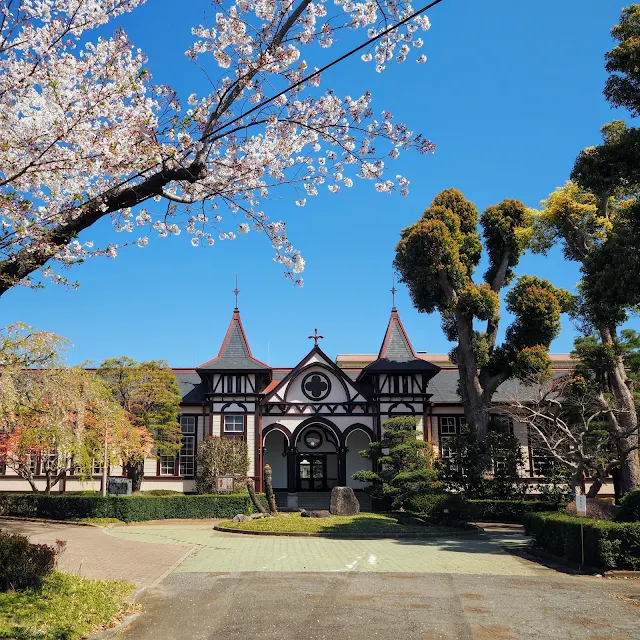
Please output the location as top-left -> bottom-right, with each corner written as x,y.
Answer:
0,519 -> 193,589
108,523 -> 545,575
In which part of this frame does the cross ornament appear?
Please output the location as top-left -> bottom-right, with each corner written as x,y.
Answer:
391,273 -> 397,309
233,275 -> 240,308
308,328 -> 324,347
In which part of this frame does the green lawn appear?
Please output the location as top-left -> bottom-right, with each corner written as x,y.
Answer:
0,572 -> 134,640
219,512 -> 455,535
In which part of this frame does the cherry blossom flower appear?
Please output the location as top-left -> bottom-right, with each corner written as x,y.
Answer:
0,0 -> 435,294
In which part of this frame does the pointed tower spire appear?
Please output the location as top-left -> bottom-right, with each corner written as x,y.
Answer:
197,306 -> 269,371
378,307 -> 417,362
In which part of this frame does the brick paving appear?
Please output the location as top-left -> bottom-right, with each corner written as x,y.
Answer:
0,519 -> 193,588
108,524 -> 546,575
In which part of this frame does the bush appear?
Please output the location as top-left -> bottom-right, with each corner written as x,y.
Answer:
467,500 -> 563,523
405,492 -> 468,525
524,511 -> 640,570
439,431 -> 530,500
0,493 -> 267,523
617,489 -> 640,522
0,530 -> 65,591
140,490 -> 182,496
196,437 -> 249,494
565,497 -> 617,520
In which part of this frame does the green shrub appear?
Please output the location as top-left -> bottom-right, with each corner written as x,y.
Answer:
0,530 -> 64,591
617,489 -> 640,522
405,492 -> 468,525
139,490 -> 182,496
0,494 -> 267,523
467,500 -> 563,522
196,437 -> 249,494
524,511 -> 640,570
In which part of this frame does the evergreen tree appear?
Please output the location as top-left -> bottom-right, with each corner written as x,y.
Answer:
394,189 -> 571,442
536,5 -> 640,493
352,416 -> 439,508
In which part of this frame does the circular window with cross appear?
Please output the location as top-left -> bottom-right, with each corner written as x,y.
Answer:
301,371 -> 332,401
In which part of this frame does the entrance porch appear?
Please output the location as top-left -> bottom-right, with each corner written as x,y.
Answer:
262,421 -> 373,502
274,491 -> 372,511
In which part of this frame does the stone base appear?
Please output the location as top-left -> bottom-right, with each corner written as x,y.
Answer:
287,493 -> 299,509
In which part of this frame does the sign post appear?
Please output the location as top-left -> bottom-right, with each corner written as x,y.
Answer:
215,476 -> 234,493
575,487 -> 587,568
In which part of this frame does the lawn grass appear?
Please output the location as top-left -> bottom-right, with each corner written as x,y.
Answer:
0,571 -> 135,640
219,512 -> 455,535
75,517 -> 123,525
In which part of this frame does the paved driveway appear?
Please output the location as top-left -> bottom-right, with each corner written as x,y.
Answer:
108,524 -> 542,575
117,570 -> 640,640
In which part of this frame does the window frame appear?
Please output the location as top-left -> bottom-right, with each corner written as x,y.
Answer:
159,455 -> 176,476
223,414 -> 246,441
439,416 -> 458,436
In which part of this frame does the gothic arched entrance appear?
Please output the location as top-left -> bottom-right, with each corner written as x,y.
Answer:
294,422 -> 340,491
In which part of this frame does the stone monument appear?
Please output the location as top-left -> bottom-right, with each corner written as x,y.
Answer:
330,486 -> 360,516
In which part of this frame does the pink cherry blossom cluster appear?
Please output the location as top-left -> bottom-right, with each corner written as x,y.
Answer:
0,0 -> 434,292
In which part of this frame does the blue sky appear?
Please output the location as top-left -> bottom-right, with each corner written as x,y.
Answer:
0,0 -> 632,367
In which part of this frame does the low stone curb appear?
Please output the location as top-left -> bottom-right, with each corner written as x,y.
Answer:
0,515 -> 102,527
605,570 -> 640,579
515,545 -> 604,575
213,524 -> 484,539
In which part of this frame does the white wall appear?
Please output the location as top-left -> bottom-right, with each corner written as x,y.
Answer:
264,430 -> 288,489
346,430 -> 372,489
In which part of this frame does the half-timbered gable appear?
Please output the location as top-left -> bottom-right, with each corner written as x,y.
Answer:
358,306 -> 440,437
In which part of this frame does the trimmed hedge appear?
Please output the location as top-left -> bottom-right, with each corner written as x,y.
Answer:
467,499 -> 563,522
617,490 -> 640,522
405,492 -> 468,525
524,511 -> 640,571
0,493 -> 268,523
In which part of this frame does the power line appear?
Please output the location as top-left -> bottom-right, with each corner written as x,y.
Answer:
203,0 -> 446,143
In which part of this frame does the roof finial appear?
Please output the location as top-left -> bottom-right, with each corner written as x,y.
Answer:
391,273 -> 397,310
233,274 -> 240,310
308,328 -> 324,347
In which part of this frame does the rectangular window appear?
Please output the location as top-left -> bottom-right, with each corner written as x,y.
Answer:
490,415 -> 514,435
439,416 -> 458,435
180,416 -> 196,434
459,417 -> 468,434
160,456 -> 176,475
28,454 -> 38,475
180,436 -> 195,477
226,375 -> 233,393
392,376 -> 400,394
224,415 -> 245,433
93,460 -> 103,475
236,375 -> 242,393
402,376 -> 409,394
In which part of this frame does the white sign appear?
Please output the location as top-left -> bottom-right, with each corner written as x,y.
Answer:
576,493 -> 587,516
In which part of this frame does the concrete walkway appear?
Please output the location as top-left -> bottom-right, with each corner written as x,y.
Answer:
108,523 -> 543,575
0,518 -> 194,589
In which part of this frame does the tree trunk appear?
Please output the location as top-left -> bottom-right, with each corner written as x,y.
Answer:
124,459 -> 145,492
454,310 -> 491,440
599,326 -> 640,495
263,464 -> 278,514
246,479 -> 267,514
586,477 -> 603,498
